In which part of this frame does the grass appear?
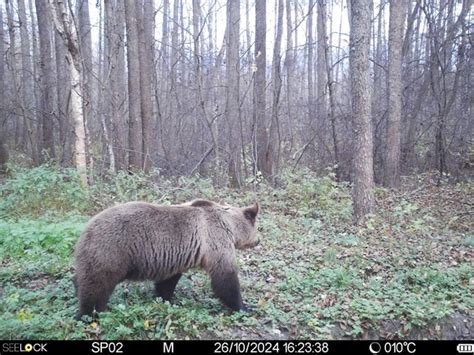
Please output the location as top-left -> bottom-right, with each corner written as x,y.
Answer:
0,166 -> 472,339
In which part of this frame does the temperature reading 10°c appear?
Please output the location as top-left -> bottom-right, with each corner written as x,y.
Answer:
369,342 -> 416,354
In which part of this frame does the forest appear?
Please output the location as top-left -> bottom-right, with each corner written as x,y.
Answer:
0,0 -> 472,340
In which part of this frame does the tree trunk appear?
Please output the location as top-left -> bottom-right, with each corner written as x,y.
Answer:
0,7 -> 5,134
317,0 -> 327,133
270,0 -> 284,179
18,0 -> 38,164
124,0 -> 143,171
285,0 -> 294,154
103,0 -> 116,172
245,0 -> 251,62
170,0 -> 179,91
69,54 -> 88,186
48,0 -> 87,186
350,0 -> 375,223
307,0 -> 315,131
384,0 -> 405,188
137,0 -> 154,172
77,0 -> 93,172
193,0 -> 214,173
28,0 -> 41,159
5,0 -> 24,150
226,0 -> 241,186
254,0 -> 270,178
160,0 -> 169,93
98,0 -> 115,173
55,29 -> 71,166
115,0 -> 127,169
459,28 -> 472,176
104,0 -> 126,171
35,0 -> 56,161
372,0 -> 384,183
321,0 -> 339,175
167,0 -> 180,165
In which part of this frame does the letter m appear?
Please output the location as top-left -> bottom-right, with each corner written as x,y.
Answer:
163,342 -> 174,353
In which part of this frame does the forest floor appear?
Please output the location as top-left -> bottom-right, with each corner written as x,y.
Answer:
0,165 -> 472,340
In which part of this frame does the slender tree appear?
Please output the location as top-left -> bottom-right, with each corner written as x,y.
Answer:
28,0 -> 41,153
48,0 -> 87,186
350,0 -> 374,222
321,0 -> 339,175
137,0 -> 154,171
307,0 -> 315,129
5,0 -> 24,149
226,0 -> 241,186
77,0 -> 93,170
0,7 -> 5,130
160,0 -> 169,84
18,0 -> 37,163
270,0 -> 284,178
35,0 -> 56,161
94,2 -> 116,173
124,0 -> 142,170
105,0 -> 126,170
285,0 -> 294,152
317,0 -> 327,126
54,28 -> 71,165
384,0 -> 405,188
254,0 -> 270,178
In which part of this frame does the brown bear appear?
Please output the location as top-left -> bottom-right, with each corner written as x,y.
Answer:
73,199 -> 259,320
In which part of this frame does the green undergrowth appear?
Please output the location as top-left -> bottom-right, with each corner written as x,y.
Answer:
0,166 -> 472,339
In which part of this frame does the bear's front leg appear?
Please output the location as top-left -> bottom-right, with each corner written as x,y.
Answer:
209,264 -> 246,311
154,273 -> 182,301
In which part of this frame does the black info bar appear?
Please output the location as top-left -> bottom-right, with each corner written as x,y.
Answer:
0,340 -> 470,355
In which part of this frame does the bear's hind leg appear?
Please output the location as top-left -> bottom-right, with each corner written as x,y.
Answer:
76,295 -> 94,320
75,279 -> 116,320
154,273 -> 182,301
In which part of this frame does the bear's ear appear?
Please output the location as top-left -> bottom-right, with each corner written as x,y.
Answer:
243,202 -> 259,224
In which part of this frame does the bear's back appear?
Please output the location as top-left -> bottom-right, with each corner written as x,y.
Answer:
75,202 -> 209,281
79,201 -> 205,245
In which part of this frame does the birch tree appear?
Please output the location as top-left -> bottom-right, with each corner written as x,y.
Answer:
48,0 -> 87,186
0,7 -> 5,131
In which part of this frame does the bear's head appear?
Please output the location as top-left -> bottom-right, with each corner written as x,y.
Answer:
232,202 -> 260,250
187,199 -> 260,250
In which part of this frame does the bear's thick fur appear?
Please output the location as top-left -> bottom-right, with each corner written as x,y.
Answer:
73,199 -> 259,320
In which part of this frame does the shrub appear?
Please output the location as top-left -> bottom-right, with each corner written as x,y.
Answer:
275,168 -> 352,223
0,165 -> 88,218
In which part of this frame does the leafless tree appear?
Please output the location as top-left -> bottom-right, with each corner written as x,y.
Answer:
225,0 -> 241,186
137,0 -> 154,172
124,0 -> 142,171
48,0 -> 87,186
384,0 -> 406,188
0,0 -> 471,203
254,0 -> 270,179
350,0 -> 375,222
0,6 -> 5,131
35,0 -> 56,161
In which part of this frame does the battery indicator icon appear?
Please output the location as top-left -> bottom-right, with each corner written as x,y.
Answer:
457,344 -> 474,353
